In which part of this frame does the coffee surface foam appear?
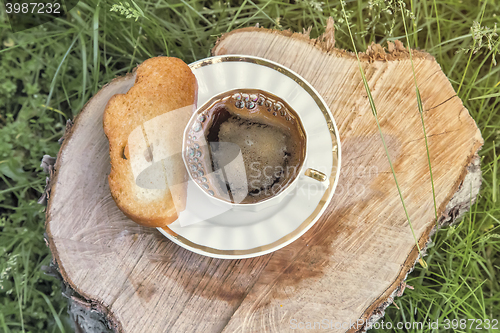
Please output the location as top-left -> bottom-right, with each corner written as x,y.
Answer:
185,89 -> 306,204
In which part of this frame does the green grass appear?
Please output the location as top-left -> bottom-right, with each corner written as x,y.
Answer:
0,0 -> 499,332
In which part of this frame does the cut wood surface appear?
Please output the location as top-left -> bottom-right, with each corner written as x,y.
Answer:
45,20 -> 483,333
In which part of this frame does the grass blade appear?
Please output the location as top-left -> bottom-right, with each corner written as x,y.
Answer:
493,141 -> 498,203
93,0 -> 101,93
0,312 -> 10,333
433,0 -> 442,63
226,0 -> 248,33
13,273 -> 24,332
36,290 -> 66,333
44,35 -> 78,111
179,0 -> 211,26
469,91 -> 500,100
457,1 -> 487,95
79,32 -> 88,111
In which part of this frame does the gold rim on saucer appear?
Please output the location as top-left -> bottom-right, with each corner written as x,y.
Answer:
158,55 -> 341,258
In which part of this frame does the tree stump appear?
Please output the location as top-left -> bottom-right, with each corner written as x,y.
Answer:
44,20 -> 483,333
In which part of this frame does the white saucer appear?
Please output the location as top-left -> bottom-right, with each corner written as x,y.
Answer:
157,55 -> 341,259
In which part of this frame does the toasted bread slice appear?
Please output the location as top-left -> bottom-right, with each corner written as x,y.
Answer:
103,57 -> 197,227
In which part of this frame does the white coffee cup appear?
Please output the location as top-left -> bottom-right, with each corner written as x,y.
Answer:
182,89 -> 328,212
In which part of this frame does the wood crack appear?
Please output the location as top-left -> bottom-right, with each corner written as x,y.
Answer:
424,94 -> 458,112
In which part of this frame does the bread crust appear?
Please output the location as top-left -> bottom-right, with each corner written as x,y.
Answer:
103,57 -> 197,227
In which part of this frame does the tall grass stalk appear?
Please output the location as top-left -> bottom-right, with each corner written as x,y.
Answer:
339,0 -> 427,268
457,0 -> 487,95
398,1 -> 438,230
432,0 -> 442,63
494,142 -> 497,203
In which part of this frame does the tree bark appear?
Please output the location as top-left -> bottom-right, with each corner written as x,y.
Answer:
43,19 -> 483,332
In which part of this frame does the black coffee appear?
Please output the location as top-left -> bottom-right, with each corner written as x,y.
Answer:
185,89 -> 306,204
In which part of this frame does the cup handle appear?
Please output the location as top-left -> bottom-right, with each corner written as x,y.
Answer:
303,168 -> 330,188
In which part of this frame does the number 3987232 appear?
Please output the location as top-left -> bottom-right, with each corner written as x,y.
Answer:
5,2 -> 61,14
